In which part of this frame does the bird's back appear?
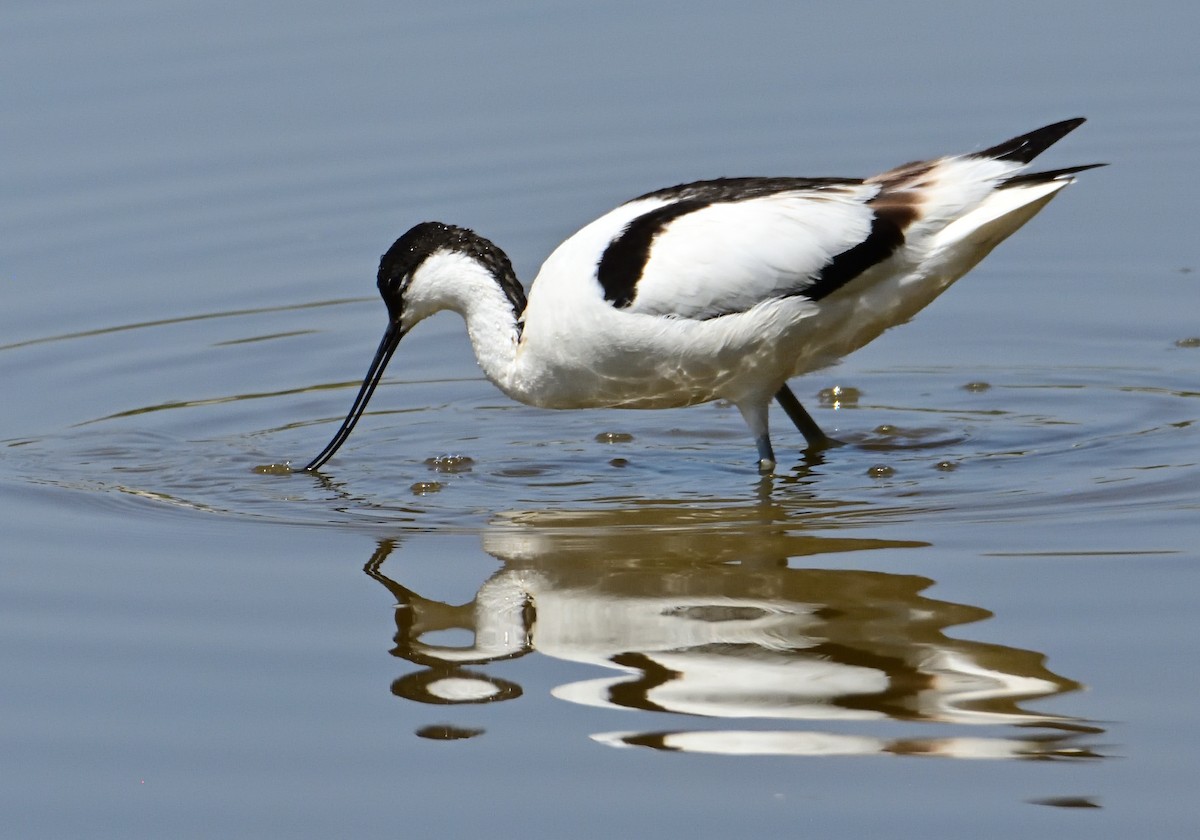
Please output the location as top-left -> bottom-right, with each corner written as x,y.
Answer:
513,119 -> 1096,407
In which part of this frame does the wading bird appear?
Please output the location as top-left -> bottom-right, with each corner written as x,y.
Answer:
302,118 -> 1098,472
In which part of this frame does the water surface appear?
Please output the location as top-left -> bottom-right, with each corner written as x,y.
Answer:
2,1 -> 1198,837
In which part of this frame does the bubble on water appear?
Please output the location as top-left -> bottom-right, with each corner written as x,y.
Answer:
935,460 -> 959,471
410,481 -> 443,495
1174,337 -> 1200,348
867,464 -> 896,478
962,381 -> 992,392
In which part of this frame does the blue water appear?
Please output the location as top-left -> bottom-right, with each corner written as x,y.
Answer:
3,1 -> 1199,837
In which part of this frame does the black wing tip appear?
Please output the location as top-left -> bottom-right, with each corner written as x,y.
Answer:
976,117 -> 1088,165
1000,161 -> 1108,187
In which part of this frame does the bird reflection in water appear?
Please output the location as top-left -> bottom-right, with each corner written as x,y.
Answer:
365,511 -> 1102,759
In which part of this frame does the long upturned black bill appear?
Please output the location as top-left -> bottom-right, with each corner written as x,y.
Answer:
303,323 -> 404,472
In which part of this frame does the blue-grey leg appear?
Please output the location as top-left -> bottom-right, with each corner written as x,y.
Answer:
775,383 -> 840,449
754,434 -> 777,473
737,401 -> 777,472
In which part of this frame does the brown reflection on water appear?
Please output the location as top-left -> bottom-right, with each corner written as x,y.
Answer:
365,507 -> 1100,760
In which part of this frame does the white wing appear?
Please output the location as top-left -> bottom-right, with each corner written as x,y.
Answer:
614,184 -> 881,320
609,149 -> 1055,320
535,118 -> 1094,324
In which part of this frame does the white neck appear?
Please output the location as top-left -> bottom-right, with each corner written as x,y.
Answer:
401,249 -> 525,398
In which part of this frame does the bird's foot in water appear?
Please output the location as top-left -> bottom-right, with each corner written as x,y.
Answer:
804,434 -> 847,452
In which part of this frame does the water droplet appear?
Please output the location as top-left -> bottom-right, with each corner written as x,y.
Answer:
253,462 -> 294,475
415,724 -> 485,741
425,455 -> 474,473
595,431 -> 634,444
1028,796 -> 1102,810
867,464 -> 895,478
494,466 -> 548,477
818,385 -> 861,407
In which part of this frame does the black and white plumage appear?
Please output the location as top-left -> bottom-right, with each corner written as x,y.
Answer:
303,118 -> 1100,472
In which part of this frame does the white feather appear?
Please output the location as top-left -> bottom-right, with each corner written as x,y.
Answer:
626,186 -> 878,318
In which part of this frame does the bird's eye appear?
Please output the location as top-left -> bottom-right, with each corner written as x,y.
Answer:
381,272 -> 407,296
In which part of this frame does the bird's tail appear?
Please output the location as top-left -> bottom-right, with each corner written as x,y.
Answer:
980,118 -> 1106,187
972,117 -> 1088,164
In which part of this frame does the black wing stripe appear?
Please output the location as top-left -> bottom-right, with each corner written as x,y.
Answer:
638,175 -> 862,204
797,211 -> 906,302
597,199 -> 709,308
